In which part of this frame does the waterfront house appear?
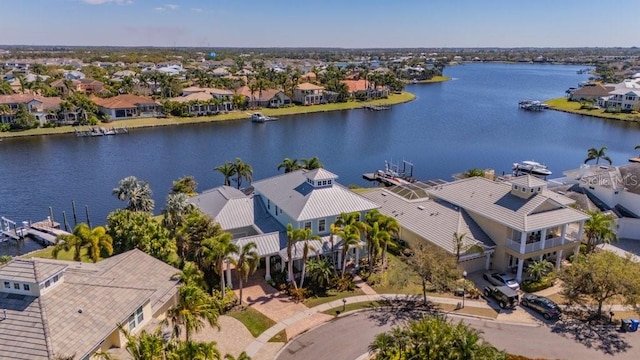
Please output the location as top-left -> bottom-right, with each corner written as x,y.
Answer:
294,82 -> 325,105
342,79 -> 390,100
595,78 -> 640,111
0,249 -> 180,360
426,175 -> 588,282
167,92 -> 222,116
92,94 -> 160,120
181,86 -> 234,111
236,86 -> 292,108
570,83 -> 614,101
0,94 -> 66,126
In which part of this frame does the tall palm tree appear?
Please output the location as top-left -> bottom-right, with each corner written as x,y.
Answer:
0,80 -> 14,95
162,193 -> 195,234
112,176 -> 155,213
339,225 -> 361,276
119,326 -> 166,360
173,261 -> 206,289
277,158 -> 300,173
286,223 -> 298,289
584,146 -> 613,165
305,258 -> 334,291
328,223 -> 339,268
235,242 -> 259,305
53,223 -> 113,262
453,232 -> 484,263
165,284 -> 220,342
295,228 -> 321,288
367,222 -> 389,269
233,158 -> 253,189
301,156 -> 323,170
214,161 -> 236,187
169,340 -> 221,360
377,215 -> 399,268
199,232 -> 238,297
584,210 -> 617,253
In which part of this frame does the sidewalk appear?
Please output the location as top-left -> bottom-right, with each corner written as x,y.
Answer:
244,293 -> 494,358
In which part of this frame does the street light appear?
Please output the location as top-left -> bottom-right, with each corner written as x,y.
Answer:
342,298 -> 347,312
462,271 -> 468,309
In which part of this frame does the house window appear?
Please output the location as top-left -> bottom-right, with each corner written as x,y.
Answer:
136,306 -> 144,324
45,280 -> 51,288
514,185 -> 518,190
531,188 -> 534,193
521,187 -> 526,192
267,199 -> 270,210
53,275 -> 59,282
319,219 -> 326,232
13,283 -> 20,290
304,221 -> 311,230
275,206 -> 278,215
328,180 -> 332,185
3,281 -> 9,289
128,306 -> 144,331
322,180 -> 327,186
23,284 -> 30,291
128,314 -> 136,331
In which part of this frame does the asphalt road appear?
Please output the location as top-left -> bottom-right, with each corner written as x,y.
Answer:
275,310 -> 640,360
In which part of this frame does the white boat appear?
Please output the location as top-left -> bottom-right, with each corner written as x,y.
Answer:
513,161 -> 552,176
251,113 -> 276,123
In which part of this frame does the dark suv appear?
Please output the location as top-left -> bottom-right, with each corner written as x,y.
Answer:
483,285 -> 519,309
521,293 -> 562,320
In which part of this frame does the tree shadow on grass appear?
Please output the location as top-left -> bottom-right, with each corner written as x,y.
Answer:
365,294 -> 439,327
550,315 -> 631,355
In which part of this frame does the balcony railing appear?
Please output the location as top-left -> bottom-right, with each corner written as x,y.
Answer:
506,236 -> 576,254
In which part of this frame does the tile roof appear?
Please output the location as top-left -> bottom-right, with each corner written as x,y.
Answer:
0,259 -> 67,283
92,94 -> 156,109
361,189 -> 494,254
508,175 -> 548,188
189,186 -> 255,230
0,293 -> 50,359
342,79 -> 368,93
296,82 -> 325,91
571,84 -> 614,97
236,86 -> 286,101
0,94 -> 44,105
169,92 -> 213,103
252,169 -> 380,222
427,177 -> 589,232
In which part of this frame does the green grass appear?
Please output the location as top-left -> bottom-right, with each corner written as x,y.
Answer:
416,76 -> 451,84
322,301 -> 381,316
0,92 -> 416,139
304,288 -> 365,308
25,246 -> 96,262
268,330 -> 287,343
370,254 -> 423,295
227,306 -> 277,338
545,97 -> 640,122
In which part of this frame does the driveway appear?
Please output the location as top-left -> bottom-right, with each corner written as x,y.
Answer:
276,309 -> 640,360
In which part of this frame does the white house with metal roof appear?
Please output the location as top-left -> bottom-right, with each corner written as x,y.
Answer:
0,249 -> 180,360
427,175 -> 589,282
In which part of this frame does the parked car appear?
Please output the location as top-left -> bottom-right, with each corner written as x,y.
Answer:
483,285 -> 519,309
483,272 -> 520,291
521,294 -> 562,320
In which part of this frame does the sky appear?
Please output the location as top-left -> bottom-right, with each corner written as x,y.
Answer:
1,0 -> 639,48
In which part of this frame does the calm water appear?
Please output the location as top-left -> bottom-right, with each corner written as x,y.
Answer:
2,63 -> 640,255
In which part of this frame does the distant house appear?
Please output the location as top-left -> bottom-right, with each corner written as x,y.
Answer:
301,72 -> 317,82
599,88 -> 640,111
62,70 -> 86,80
236,86 -> 291,108
177,86 -> 234,112
0,249 -> 180,360
111,70 -> 137,81
294,82 -> 325,105
50,78 -> 105,96
570,83 -> 614,101
341,79 -> 389,99
92,94 -> 160,120
167,92 -> 221,116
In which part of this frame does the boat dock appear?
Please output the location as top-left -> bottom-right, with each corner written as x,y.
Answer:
363,172 -> 412,186
75,127 -> 129,137
518,100 -> 548,111
363,104 -> 391,111
1,217 -> 69,246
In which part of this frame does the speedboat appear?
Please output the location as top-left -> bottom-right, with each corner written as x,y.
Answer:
513,160 -> 552,176
251,113 -> 276,123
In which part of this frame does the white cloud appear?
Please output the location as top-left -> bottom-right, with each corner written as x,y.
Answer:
191,8 -> 203,13
165,4 -> 178,10
155,7 -> 165,11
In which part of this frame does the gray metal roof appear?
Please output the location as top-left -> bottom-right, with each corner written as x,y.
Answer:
233,232 -> 285,258
427,177 -> 589,232
0,259 -> 67,283
252,169 -> 380,221
361,189 -> 494,255
277,234 -> 357,261
305,168 -> 338,181
0,250 -> 180,359
189,186 -> 254,230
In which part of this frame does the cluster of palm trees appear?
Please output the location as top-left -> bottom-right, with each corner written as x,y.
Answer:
214,158 -> 253,189
52,223 -> 114,263
277,156 -> 324,173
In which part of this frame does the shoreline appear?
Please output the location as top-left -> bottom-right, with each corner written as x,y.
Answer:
545,97 -> 640,123
0,92 -> 416,139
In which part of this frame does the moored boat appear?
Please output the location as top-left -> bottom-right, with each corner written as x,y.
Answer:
251,113 -> 277,123
513,160 -> 552,176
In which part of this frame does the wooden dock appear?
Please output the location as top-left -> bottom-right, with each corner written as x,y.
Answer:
363,104 -> 391,111
363,173 -> 410,186
75,127 -> 129,137
0,217 -> 68,246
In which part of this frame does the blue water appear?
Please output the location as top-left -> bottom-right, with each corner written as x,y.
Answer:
1,63 -> 639,243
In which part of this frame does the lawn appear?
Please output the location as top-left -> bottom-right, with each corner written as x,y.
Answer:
369,253 -> 423,295
268,330 -> 287,343
227,306 -> 276,338
545,97 -> 640,122
25,246 -> 96,262
416,76 -> 451,84
0,92 -> 416,139
304,288 -> 365,308
322,301 -> 381,316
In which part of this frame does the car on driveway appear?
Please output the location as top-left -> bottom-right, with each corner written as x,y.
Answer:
520,293 -> 562,320
483,272 -> 520,291
483,285 -> 519,309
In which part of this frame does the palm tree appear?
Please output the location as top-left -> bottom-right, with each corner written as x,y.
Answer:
53,223 -> 113,262
301,156 -> 323,170
584,146 -> 613,165
305,258 -> 334,291
199,232 -> 238,297
169,341 -> 221,360
173,261 -> 206,289
277,158 -> 301,173
235,242 -> 259,305
584,210 -> 617,253
165,284 -> 220,342
286,223 -> 298,289
328,223 -> 339,268
112,176 -> 155,212
214,161 -> 236,187
223,352 -> 251,360
162,193 -> 195,234
295,228 -> 321,288
119,325 -> 166,360
233,158 -> 253,189
526,259 -> 553,282
377,215 -> 399,268
339,225 -> 361,276
453,232 -> 485,263
0,80 -> 14,95
367,222 -> 389,270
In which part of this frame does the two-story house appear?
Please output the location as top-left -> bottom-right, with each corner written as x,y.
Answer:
0,94 -> 65,126
294,82 -> 325,105
0,249 -> 179,360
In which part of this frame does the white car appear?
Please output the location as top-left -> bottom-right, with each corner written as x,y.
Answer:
483,272 -> 520,291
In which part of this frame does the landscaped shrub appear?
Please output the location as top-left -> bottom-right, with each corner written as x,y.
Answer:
288,287 -> 309,302
333,274 -> 356,292
212,287 -> 238,313
521,274 -> 556,293
267,269 -> 288,290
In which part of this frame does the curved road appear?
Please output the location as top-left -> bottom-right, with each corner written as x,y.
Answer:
276,310 -> 638,360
